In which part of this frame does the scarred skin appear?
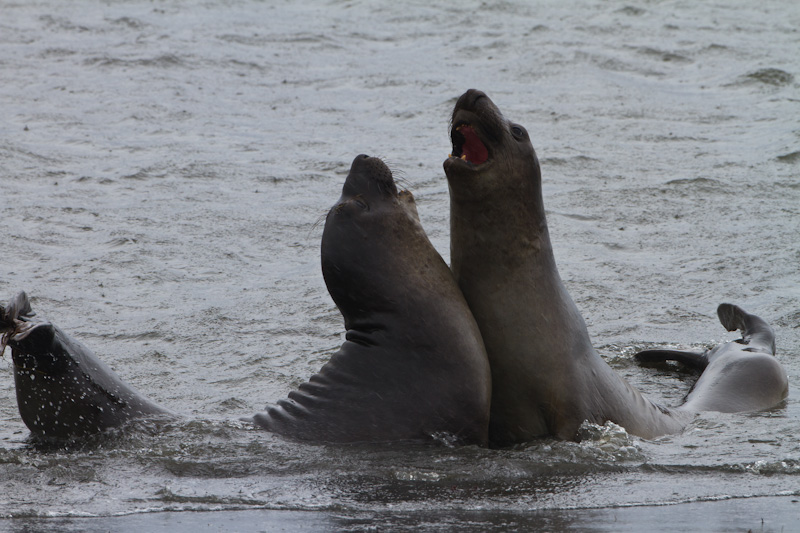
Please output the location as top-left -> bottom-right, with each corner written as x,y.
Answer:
253,154 -> 492,445
444,89 -> 690,444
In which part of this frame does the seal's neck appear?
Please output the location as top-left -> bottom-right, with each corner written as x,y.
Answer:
448,170 -> 562,301
448,168 -> 596,443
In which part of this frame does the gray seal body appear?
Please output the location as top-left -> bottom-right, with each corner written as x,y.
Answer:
636,303 -> 788,413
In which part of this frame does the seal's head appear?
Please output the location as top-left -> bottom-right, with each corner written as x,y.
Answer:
321,155 -> 426,321
330,154 -> 420,223
444,90 -> 549,266
444,90 -> 542,217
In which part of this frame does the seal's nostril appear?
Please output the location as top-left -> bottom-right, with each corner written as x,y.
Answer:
471,92 -> 486,106
466,89 -> 486,106
454,89 -> 488,113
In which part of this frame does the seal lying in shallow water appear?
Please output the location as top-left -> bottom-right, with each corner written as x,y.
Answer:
0,292 -> 171,439
253,154 -> 492,445
636,303 -> 788,412
444,89 -> 693,444
2,155 -> 492,445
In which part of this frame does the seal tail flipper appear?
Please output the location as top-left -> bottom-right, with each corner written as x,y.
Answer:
717,303 -> 776,355
3,291 -> 33,320
1,291 -> 37,354
634,349 -> 709,370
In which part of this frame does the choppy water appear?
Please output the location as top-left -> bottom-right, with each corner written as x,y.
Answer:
1,0 -> 799,530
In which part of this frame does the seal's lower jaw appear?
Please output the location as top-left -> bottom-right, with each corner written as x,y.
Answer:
444,150 -> 493,177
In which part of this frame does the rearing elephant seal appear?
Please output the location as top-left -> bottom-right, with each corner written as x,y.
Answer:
253,154 -> 492,445
444,90 -> 691,444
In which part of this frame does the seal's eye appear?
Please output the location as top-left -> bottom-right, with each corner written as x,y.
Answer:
511,125 -> 526,139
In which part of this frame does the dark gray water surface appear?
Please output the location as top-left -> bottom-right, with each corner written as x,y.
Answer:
1,0 -> 799,530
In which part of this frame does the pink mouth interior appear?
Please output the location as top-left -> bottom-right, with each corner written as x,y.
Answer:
460,125 -> 488,165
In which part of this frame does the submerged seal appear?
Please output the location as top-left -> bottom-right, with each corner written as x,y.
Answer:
252,154 -> 492,444
1,292 -> 171,439
444,89 -> 690,444
636,303 -> 788,412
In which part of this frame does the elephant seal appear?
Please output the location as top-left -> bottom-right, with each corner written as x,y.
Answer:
253,154 -> 492,445
636,303 -> 788,412
0,292 -> 172,439
444,89 -> 691,444
2,156 -> 491,445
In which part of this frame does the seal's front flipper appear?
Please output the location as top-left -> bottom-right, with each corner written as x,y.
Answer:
634,349 -> 709,371
717,303 -> 776,355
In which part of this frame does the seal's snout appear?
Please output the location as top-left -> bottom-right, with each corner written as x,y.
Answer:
343,155 -> 397,199
447,89 -> 500,169
456,89 -> 487,110
1,291 -> 37,354
350,154 -> 393,184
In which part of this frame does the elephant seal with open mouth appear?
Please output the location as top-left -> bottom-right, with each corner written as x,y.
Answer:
444,90 -> 788,445
444,89 -> 691,444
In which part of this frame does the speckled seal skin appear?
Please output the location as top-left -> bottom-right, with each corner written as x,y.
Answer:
1,291 -> 172,439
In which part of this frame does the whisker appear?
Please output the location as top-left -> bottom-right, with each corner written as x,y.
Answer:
376,157 -> 416,194
394,176 -> 414,192
307,210 -> 329,239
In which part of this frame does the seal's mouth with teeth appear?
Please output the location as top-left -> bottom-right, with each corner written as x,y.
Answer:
450,123 -> 489,166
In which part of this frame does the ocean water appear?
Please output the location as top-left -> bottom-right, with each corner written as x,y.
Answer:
1,0 -> 799,530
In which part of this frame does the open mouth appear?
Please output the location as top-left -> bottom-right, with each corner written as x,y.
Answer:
450,123 -> 489,166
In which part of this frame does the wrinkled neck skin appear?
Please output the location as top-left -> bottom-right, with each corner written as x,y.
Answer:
446,97 -> 689,444
321,153 -> 483,357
